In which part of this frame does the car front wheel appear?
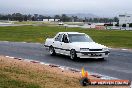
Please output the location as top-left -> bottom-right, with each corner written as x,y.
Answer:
70,49 -> 77,60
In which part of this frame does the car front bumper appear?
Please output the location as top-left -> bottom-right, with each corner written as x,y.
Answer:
76,51 -> 110,58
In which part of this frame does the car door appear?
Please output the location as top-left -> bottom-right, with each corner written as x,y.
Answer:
53,33 -> 63,54
61,34 -> 70,55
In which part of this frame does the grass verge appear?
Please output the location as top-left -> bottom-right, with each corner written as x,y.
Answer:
0,56 -> 129,88
0,56 -> 80,88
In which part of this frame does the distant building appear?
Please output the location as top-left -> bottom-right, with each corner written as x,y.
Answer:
95,23 -> 106,30
43,19 -> 49,22
48,19 -> 54,22
43,19 -> 60,22
54,19 -> 60,22
119,13 -> 132,26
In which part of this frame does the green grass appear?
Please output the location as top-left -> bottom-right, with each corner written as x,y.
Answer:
0,78 -> 40,88
0,26 -> 132,48
0,71 -> 41,88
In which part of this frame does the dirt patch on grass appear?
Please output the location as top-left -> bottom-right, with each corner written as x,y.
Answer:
0,56 -> 130,88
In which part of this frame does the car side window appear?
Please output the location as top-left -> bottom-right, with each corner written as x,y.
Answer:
62,34 -> 69,43
55,34 -> 63,42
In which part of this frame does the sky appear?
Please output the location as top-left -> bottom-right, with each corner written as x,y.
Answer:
0,0 -> 132,17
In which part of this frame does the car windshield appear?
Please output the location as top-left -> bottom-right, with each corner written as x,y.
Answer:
68,34 -> 94,42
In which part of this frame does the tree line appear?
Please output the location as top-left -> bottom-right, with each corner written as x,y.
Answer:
0,13 -> 119,23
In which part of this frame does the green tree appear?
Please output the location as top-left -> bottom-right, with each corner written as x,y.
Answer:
54,15 -> 60,19
61,14 -> 70,22
113,17 -> 119,22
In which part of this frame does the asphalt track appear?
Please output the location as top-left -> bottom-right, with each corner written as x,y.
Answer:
0,41 -> 132,80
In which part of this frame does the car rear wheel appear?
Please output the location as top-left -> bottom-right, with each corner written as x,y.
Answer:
49,46 -> 56,56
70,49 -> 77,60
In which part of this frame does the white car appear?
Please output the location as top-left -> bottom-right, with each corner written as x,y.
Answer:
58,22 -> 64,25
44,32 -> 110,60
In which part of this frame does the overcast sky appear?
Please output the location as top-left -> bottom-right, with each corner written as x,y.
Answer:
0,0 -> 132,17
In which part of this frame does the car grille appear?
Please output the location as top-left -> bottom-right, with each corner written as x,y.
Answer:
81,52 -> 102,57
89,49 -> 102,51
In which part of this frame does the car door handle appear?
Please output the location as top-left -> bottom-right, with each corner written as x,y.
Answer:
53,42 -> 54,43
60,43 -> 62,45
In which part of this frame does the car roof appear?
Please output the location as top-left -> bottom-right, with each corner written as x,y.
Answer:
58,32 -> 85,35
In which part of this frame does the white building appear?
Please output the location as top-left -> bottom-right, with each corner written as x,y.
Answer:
43,19 -> 60,22
54,19 -> 60,22
119,13 -> 132,26
43,19 -> 49,22
48,19 -> 54,22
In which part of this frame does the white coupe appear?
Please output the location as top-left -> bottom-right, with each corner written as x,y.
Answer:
44,32 -> 110,60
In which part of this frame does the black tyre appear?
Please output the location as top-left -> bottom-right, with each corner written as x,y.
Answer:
70,49 -> 77,60
49,46 -> 56,56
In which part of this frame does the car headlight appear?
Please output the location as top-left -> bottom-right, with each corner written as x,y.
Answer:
80,48 -> 89,51
103,48 -> 108,51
